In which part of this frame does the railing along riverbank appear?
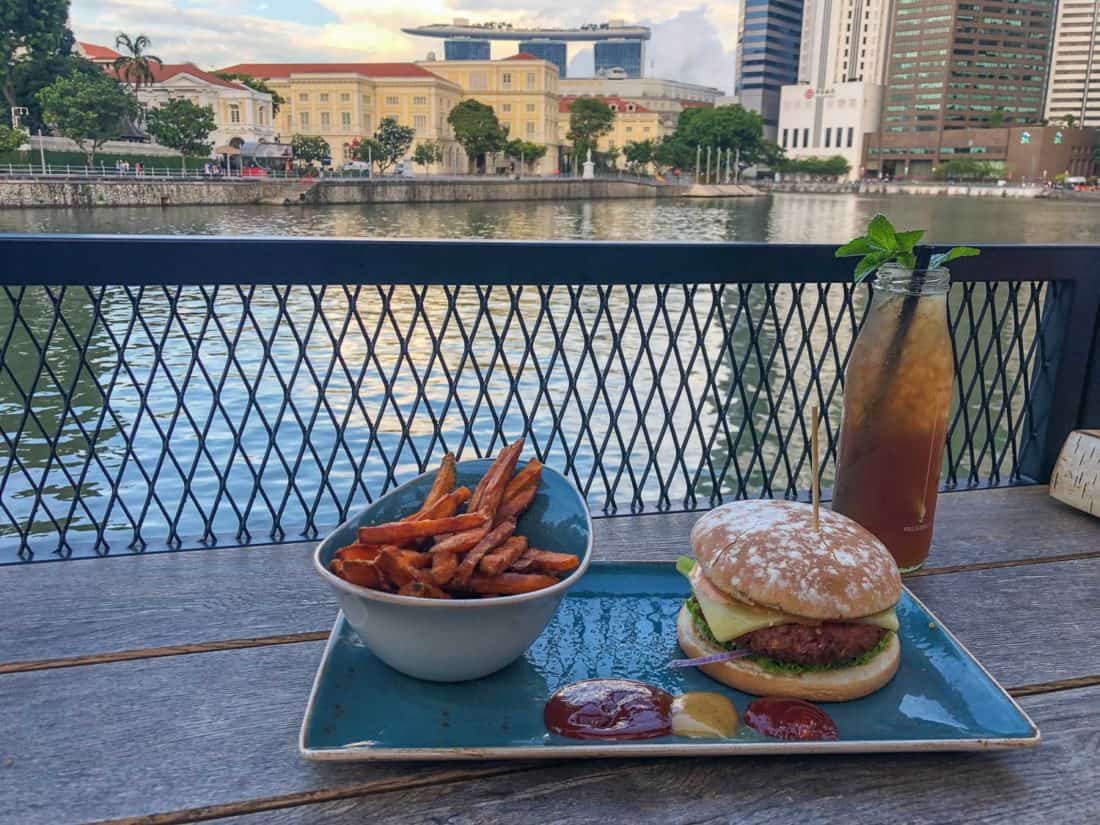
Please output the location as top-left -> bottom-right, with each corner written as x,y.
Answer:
1,237 -> 1097,562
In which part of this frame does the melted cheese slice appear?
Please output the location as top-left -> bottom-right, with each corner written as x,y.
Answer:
689,565 -> 899,643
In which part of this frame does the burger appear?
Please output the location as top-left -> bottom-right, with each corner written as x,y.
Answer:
676,499 -> 902,702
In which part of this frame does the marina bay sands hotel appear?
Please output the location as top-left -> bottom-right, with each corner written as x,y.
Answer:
401,20 -> 651,79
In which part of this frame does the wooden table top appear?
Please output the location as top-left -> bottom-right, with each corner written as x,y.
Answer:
2,484 -> 1098,825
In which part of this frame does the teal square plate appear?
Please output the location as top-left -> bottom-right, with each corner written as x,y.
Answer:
300,563 -> 1039,759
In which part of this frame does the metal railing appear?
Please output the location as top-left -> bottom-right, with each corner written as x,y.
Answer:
1,237 -> 1097,562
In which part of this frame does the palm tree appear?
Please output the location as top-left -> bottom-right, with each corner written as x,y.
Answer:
112,33 -> 163,90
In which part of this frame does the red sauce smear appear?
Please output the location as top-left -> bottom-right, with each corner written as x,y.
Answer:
544,679 -> 673,740
744,697 -> 838,741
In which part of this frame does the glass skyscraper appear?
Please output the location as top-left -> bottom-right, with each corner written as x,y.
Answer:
594,39 -> 644,78
444,39 -> 491,61
736,0 -> 805,136
519,40 -> 567,77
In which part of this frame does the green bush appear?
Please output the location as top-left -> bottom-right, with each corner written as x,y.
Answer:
0,149 -> 208,171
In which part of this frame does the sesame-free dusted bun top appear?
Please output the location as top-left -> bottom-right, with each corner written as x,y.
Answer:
690,500 -> 901,620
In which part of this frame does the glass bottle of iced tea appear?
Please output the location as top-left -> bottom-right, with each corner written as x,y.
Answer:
832,264 -> 954,572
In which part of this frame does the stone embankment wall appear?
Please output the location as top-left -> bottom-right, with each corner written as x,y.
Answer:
759,180 -> 1049,198
0,178 -> 662,209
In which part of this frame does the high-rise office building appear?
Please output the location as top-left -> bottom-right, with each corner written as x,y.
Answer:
1044,0 -> 1100,127
778,0 -> 895,177
736,0 -> 806,136
444,38 -> 491,61
594,39 -> 645,78
882,0 -> 1054,133
519,40 -> 568,77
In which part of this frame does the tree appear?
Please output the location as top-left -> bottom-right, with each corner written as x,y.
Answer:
37,70 -> 138,167
215,72 -> 284,115
779,155 -> 851,179
146,98 -> 215,171
0,123 -> 26,153
623,138 -> 656,172
356,136 -> 382,170
112,33 -> 163,90
291,134 -> 330,168
987,108 -> 1005,128
1062,113 -> 1078,129
653,135 -> 694,173
448,99 -> 506,172
567,97 -> 615,159
603,145 -> 621,170
372,117 -> 415,173
1,0 -> 70,109
412,139 -> 443,172
674,105 -> 771,165
504,138 -> 547,173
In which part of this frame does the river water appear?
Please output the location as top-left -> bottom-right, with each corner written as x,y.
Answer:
0,193 -> 1090,561
1,192 -> 1098,242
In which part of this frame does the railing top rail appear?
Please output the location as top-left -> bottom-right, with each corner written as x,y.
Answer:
1,235 -> 1097,286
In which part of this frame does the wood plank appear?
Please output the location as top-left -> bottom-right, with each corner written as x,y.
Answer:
1,559 -> 1098,825
202,685 -> 1100,825
3,486 -> 1096,668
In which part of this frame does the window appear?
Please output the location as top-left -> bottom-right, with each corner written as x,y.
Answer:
626,126 -> 633,133
320,93 -> 329,103
362,95 -> 371,104
414,114 -> 427,133
258,106 -> 266,125
825,128 -> 831,147
300,111 -> 309,128
502,103 -> 512,113
782,128 -> 789,147
385,96 -> 399,105
340,93 -> 350,103
792,129 -> 798,148
298,93 -> 308,102
285,115 -> 291,130
341,111 -> 351,128
643,127 -> 650,134
847,127 -> 854,148
803,128 -> 809,147
413,96 -> 427,105
526,72 -> 536,89
469,72 -> 488,91
526,122 -> 535,137
320,112 -> 330,128
502,72 -> 512,87
229,104 -> 240,124
526,103 -> 535,112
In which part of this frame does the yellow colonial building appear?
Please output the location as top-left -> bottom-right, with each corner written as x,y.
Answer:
218,55 -> 562,174
558,96 -> 665,163
419,53 -> 561,173
218,62 -> 466,171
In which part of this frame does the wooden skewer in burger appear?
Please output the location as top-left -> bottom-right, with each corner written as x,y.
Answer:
674,406 -> 903,701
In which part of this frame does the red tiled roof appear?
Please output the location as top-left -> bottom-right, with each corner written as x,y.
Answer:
504,52 -> 539,61
79,42 -> 122,60
217,62 -> 437,79
558,95 -> 653,114
144,63 -> 241,89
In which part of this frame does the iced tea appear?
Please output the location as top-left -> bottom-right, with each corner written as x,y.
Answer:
832,265 -> 953,571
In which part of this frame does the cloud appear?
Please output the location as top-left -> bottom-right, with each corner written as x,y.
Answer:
71,1 -> 738,89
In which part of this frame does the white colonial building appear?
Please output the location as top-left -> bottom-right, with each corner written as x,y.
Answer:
135,63 -> 276,151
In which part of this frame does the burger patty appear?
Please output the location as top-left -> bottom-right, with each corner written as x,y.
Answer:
739,622 -> 887,667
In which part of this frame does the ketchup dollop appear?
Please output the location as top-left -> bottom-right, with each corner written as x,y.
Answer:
544,679 -> 674,740
744,697 -> 838,741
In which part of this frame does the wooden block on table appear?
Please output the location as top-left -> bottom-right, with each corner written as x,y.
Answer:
1049,429 -> 1100,518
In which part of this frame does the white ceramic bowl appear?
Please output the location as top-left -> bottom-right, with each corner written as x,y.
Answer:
314,459 -> 593,682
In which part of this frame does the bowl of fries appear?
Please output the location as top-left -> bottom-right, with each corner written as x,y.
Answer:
314,441 -> 593,682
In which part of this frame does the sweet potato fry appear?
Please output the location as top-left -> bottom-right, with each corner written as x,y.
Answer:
505,458 -> 542,498
375,546 -> 423,588
357,512 -> 487,545
419,453 -> 457,512
397,579 -> 451,599
414,486 -> 470,521
334,543 -> 383,563
397,549 -> 431,569
495,482 -> 538,524
511,548 -> 580,575
429,549 -> 458,585
331,558 -> 382,589
429,522 -> 492,554
467,572 -> 561,596
452,519 -> 517,587
478,535 -> 529,577
476,440 -> 525,519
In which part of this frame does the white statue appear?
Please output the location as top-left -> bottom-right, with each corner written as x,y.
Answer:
582,147 -> 595,180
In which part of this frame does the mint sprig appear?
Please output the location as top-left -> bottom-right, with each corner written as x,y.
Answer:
836,213 -> 979,282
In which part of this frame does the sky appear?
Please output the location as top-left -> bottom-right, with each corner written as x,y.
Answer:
71,1 -> 740,92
